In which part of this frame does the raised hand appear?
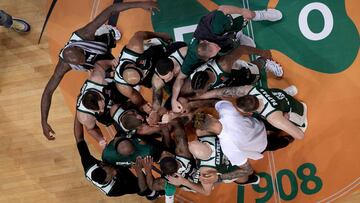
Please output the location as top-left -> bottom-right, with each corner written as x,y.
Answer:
42,122 -> 56,140
171,99 -> 183,113
260,50 -> 272,59
146,110 -> 160,126
158,32 -> 173,43
178,97 -> 189,113
139,1 -> 160,12
140,103 -> 152,114
134,156 -> 144,173
142,156 -> 153,174
166,173 -> 186,186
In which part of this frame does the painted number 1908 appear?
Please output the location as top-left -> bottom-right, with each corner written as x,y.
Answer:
238,163 -> 323,203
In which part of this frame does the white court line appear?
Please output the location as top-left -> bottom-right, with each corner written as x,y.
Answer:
267,152 -> 280,203
90,0 -> 97,20
327,180 -> 360,202
243,0 -> 279,201
317,177 -> 360,203
270,151 -> 281,203
93,0 -> 101,20
243,1 -> 360,202
245,0 -> 255,40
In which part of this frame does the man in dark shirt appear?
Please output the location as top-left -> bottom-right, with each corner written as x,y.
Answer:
171,5 -> 283,113
74,115 -> 160,199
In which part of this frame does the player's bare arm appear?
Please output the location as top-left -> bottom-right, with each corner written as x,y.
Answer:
116,83 -> 146,108
127,31 -> 172,54
267,112 -> 305,140
148,75 -> 165,125
77,111 -> 106,144
217,5 -> 254,19
171,72 -> 188,112
41,60 -> 71,140
190,85 -> 252,100
220,161 -> 253,181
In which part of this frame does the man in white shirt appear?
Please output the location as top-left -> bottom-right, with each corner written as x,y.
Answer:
215,100 -> 268,165
191,100 -> 294,183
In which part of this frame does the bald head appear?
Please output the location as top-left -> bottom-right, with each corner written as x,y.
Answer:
120,110 -> 143,131
123,68 -> 141,85
197,40 -> 221,61
116,140 -> 135,156
62,46 -> 85,64
189,141 -> 212,160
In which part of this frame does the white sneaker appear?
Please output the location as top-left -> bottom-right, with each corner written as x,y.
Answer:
253,9 -> 282,22
95,24 -> 122,40
236,31 -> 256,47
283,85 -> 298,96
265,59 -> 283,77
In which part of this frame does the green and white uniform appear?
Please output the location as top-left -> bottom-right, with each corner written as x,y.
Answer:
111,106 -> 138,137
175,155 -> 197,179
114,38 -> 167,88
102,137 -> 163,167
164,156 -> 199,194
76,80 -> 113,126
227,59 -> 261,86
197,135 -> 238,175
155,42 -> 187,94
181,11 -> 247,76
190,59 -> 231,89
248,87 -> 307,130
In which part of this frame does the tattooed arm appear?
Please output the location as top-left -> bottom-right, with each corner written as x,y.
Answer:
220,161 -> 253,181
186,99 -> 219,111
189,85 -> 253,100
148,75 -> 165,125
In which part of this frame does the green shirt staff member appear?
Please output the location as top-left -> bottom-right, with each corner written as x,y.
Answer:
171,5 -> 283,113
102,137 -> 164,167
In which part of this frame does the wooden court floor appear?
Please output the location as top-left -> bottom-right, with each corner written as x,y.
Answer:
0,0 -> 150,202
0,0 -> 359,203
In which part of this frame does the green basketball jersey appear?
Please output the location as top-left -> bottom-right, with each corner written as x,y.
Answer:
197,135 -> 236,174
102,138 -> 160,167
190,59 -> 231,90
249,87 -> 305,126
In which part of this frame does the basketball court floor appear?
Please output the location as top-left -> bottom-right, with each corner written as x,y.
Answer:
0,0 -> 359,202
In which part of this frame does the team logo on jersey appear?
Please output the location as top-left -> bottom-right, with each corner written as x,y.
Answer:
87,54 -> 95,62
151,0 -> 359,74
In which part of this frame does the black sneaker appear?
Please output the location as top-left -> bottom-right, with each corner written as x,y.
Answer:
146,190 -> 164,200
236,174 -> 260,186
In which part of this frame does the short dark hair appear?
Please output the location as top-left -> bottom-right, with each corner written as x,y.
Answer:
82,91 -> 101,111
160,157 -> 178,175
91,167 -> 107,184
156,58 -> 174,76
191,71 -> 210,90
235,95 -> 259,112
121,111 -> 143,131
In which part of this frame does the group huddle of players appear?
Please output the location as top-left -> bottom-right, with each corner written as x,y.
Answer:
40,1 -> 308,202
